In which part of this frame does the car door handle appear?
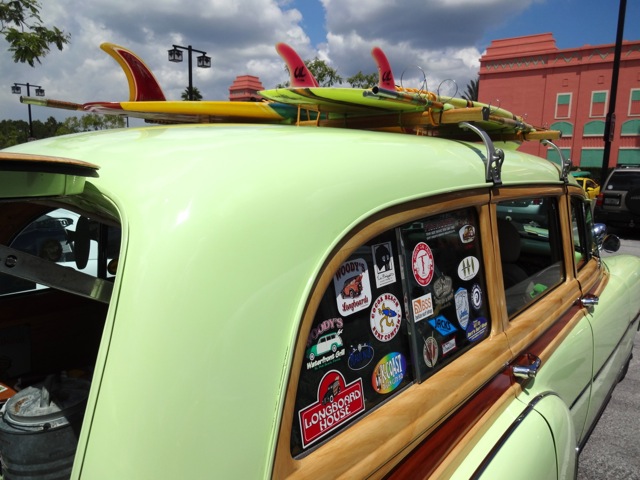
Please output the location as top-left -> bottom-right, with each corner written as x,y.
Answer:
580,294 -> 599,308
512,353 -> 542,379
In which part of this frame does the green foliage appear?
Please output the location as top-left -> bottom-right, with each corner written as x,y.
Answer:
346,71 -> 378,89
462,75 -> 479,102
305,57 -> 343,87
181,86 -> 203,101
0,0 -> 70,66
0,114 -> 126,148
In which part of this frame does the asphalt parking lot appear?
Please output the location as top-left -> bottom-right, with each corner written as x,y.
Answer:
578,230 -> 640,480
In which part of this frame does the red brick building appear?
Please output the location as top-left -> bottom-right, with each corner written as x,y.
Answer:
479,33 -> 640,175
228,75 -> 265,102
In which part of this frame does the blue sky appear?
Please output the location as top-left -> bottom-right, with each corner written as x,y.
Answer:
2,0 -> 639,123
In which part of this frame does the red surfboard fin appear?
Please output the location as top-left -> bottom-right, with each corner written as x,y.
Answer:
371,47 -> 396,90
275,43 -> 319,88
100,43 -> 166,101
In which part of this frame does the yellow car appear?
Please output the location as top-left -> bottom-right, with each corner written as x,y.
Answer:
575,176 -> 601,199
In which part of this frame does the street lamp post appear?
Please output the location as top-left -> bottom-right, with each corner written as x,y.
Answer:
167,44 -> 211,100
11,82 -> 45,140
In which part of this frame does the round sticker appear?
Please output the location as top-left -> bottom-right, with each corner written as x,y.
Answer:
370,293 -> 402,342
423,336 -> 439,368
372,352 -> 407,394
471,284 -> 483,310
412,242 -> 434,286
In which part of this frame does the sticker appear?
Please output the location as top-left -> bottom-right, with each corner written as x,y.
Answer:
372,242 -> 397,288
372,352 -> 407,394
370,293 -> 402,342
442,338 -> 457,356
428,315 -> 457,336
412,292 -> 434,323
433,274 -> 454,306
298,371 -> 365,448
425,218 -> 457,240
412,242 -> 434,286
305,329 -> 346,370
457,256 -> 480,281
347,342 -> 375,371
466,317 -> 488,342
454,288 -> 470,329
307,318 -> 344,347
471,284 -> 483,310
423,336 -> 439,368
459,224 -> 476,244
333,258 -> 372,316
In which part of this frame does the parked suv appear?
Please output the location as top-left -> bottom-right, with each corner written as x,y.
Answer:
594,166 -> 640,229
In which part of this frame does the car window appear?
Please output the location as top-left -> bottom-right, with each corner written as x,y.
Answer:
0,208 -> 120,296
496,197 -> 565,317
606,171 -> 640,190
571,197 -> 597,271
290,207 -> 490,456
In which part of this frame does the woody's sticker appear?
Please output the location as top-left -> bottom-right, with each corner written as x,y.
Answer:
298,370 -> 365,448
412,242 -> 434,286
333,258 -> 372,316
372,242 -> 397,288
370,293 -> 402,342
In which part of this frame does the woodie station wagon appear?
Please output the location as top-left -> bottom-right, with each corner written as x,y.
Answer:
0,123 -> 639,479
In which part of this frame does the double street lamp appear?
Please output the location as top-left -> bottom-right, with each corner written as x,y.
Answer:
11,82 -> 45,140
167,44 -> 211,100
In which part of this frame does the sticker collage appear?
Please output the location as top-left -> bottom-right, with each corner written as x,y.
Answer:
290,207 -> 490,456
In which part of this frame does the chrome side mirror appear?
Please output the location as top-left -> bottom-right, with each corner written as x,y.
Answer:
602,234 -> 621,253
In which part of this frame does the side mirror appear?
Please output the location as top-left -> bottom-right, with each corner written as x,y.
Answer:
602,234 -> 621,253
593,223 -> 607,246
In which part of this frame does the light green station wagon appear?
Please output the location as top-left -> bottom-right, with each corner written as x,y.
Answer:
0,123 -> 638,479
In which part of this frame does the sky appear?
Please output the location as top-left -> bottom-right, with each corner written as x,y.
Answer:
1,0 -> 639,125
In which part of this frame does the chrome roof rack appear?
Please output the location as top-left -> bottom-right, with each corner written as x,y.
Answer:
458,122 -> 504,186
541,139 -> 570,183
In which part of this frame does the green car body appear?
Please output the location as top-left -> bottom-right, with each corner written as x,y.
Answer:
0,124 -> 638,479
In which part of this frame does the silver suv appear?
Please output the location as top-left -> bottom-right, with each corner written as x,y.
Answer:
594,166 -> 640,230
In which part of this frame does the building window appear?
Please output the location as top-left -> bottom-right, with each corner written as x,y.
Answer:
629,89 -> 640,117
583,120 -> 605,137
619,149 -> 640,165
555,93 -> 571,119
546,146 -> 571,166
550,121 -> 573,138
590,91 -> 608,118
621,120 -> 640,136
580,149 -> 604,168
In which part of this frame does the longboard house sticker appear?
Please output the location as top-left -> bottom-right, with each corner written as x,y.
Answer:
298,370 -> 365,448
333,258 -> 372,316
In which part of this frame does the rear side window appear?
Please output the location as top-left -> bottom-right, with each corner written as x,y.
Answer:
496,197 -> 565,316
290,207 -> 490,456
606,171 -> 640,190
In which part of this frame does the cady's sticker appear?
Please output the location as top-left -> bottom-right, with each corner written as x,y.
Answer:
458,256 -> 480,281
347,342 -> 375,371
428,315 -> 457,336
333,258 -> 372,316
412,292 -> 433,322
372,242 -> 397,288
466,317 -> 488,342
412,242 -> 434,286
459,224 -> 476,244
454,288 -> 470,329
298,370 -> 365,448
423,336 -> 439,368
370,294 -> 402,342
372,352 -> 407,394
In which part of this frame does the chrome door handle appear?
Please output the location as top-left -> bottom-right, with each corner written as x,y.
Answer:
581,294 -> 599,308
512,353 -> 541,379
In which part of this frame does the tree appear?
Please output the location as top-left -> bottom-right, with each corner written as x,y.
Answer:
57,114 -> 126,135
181,86 -> 203,101
1,0 -> 70,66
306,58 -> 343,87
346,71 -> 378,89
462,75 -> 479,102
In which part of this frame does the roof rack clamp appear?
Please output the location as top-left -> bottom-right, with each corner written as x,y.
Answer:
459,122 -> 504,186
541,140 -> 570,183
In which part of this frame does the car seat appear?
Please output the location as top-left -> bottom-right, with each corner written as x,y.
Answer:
497,218 -> 528,288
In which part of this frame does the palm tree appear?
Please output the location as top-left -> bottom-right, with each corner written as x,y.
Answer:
462,76 -> 479,102
181,86 -> 203,101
